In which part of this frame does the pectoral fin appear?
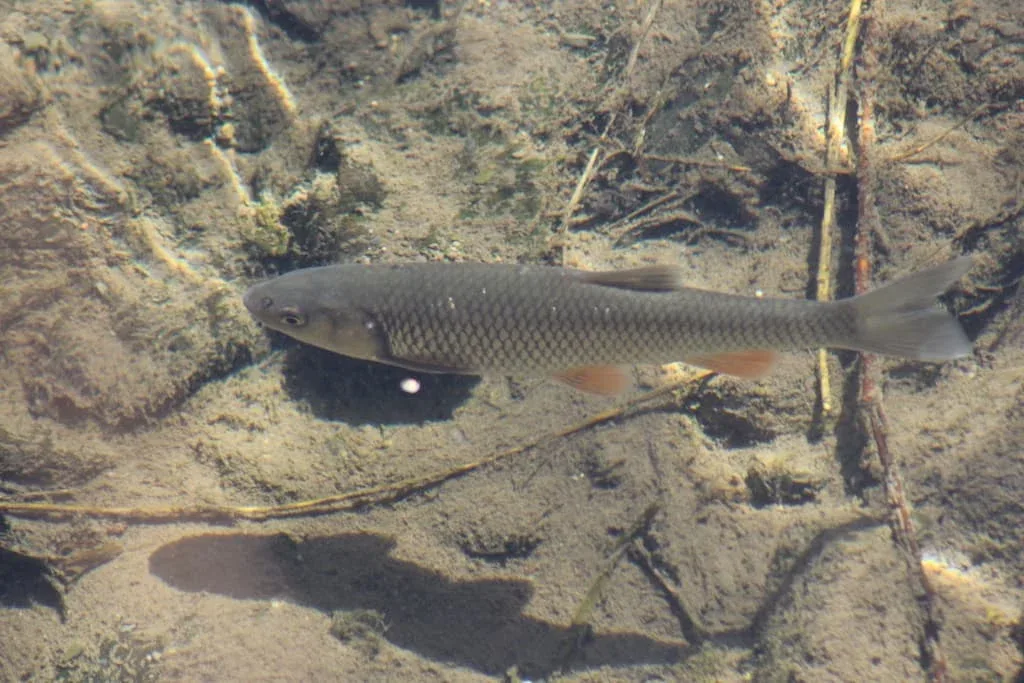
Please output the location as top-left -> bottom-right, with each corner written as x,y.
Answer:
379,356 -> 472,375
554,365 -> 631,395
683,350 -> 778,379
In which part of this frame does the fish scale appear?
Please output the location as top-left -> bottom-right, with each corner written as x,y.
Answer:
357,264 -> 851,374
243,257 -> 972,388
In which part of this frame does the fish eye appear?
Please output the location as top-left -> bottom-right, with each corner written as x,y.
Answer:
279,308 -> 307,327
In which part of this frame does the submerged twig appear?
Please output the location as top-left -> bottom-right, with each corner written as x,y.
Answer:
889,102 -> 994,163
814,0 -> 863,416
555,0 -> 663,262
0,375 -> 711,524
608,205 -> 703,243
559,502 -> 661,672
640,153 -> 752,173
627,538 -> 708,644
557,145 -> 603,254
855,12 -> 948,681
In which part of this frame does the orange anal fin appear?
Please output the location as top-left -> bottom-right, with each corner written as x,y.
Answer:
553,365 -> 631,395
683,350 -> 779,379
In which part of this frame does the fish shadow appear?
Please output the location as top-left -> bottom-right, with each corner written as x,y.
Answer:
278,340 -> 478,426
148,531 -> 691,677
0,545 -> 64,614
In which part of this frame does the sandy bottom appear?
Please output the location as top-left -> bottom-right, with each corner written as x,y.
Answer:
1,0 -> 1021,680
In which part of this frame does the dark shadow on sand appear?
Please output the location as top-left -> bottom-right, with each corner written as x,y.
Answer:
0,545 -> 64,615
276,338 -> 479,426
149,531 -> 691,677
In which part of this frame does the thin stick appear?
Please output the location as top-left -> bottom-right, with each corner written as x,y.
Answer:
855,11 -> 948,681
559,503 -> 661,672
627,538 -> 708,644
557,145 -> 603,254
640,153 -> 751,173
555,0 -> 663,263
814,0 -> 863,416
889,102 -> 993,163
612,189 -> 681,226
625,0 -> 663,77
0,376 -> 710,524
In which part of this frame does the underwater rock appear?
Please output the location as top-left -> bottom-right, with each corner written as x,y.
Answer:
0,44 -> 44,133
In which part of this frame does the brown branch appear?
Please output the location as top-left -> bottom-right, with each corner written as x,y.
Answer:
554,0 -> 664,262
889,102 -> 994,163
856,11 -> 948,681
0,376 -> 710,524
814,0 -> 864,415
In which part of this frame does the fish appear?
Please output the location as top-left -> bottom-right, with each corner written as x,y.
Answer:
242,257 -> 973,395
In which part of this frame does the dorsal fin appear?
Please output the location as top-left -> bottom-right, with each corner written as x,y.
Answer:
577,265 -> 682,292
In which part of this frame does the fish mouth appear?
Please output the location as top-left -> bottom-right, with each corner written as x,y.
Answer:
242,285 -> 262,315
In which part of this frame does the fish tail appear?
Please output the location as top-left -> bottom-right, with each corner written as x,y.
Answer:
842,256 -> 973,361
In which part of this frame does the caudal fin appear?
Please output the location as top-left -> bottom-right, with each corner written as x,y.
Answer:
844,256 -> 973,361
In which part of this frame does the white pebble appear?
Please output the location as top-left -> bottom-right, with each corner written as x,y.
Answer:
400,378 -> 421,394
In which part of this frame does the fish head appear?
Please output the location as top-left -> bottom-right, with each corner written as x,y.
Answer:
243,269 -> 386,362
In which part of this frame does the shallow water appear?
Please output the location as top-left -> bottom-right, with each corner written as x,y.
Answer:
1,0 -> 1021,680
